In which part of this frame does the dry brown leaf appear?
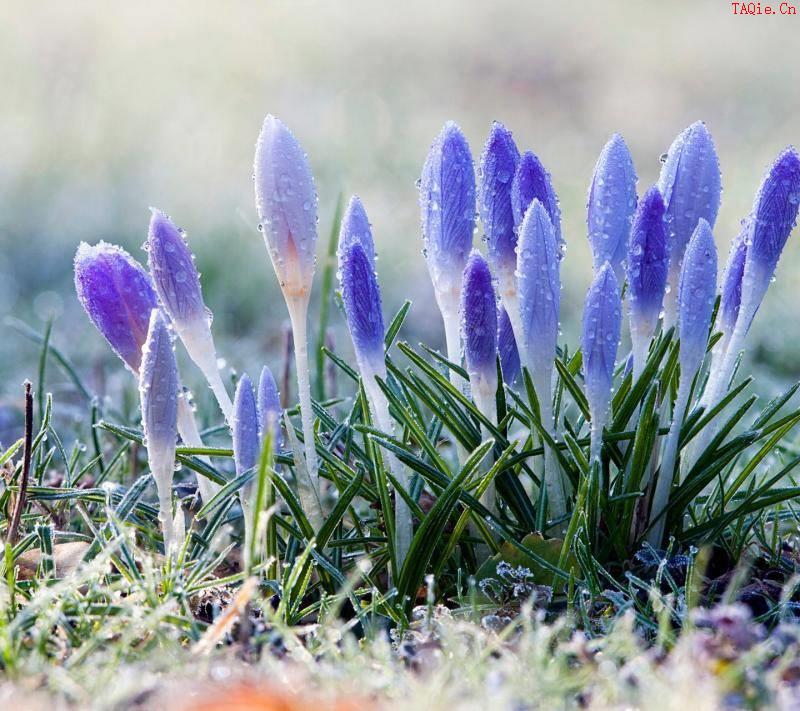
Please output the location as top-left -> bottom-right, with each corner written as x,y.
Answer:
14,541 -> 90,581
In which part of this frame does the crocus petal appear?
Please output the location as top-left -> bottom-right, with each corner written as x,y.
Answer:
511,150 -> 561,244
139,310 -> 179,455
233,374 -> 259,476
254,114 -> 318,299
626,186 -> 668,338
147,209 -> 206,328
587,134 -> 637,279
719,222 -> 749,338
497,305 -> 520,385
658,122 -> 721,273
338,195 -> 375,264
74,242 -> 158,374
517,200 -> 561,378
480,121 -> 521,280
258,365 -> 283,451
581,263 -> 622,420
460,250 -> 498,387
419,121 -> 476,309
339,202 -> 385,374
678,219 -> 718,374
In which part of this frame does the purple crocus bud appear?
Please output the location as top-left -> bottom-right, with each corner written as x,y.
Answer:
254,114 -> 318,300
517,200 -> 561,382
658,122 -> 721,270
147,209 -> 233,422
419,122 -> 476,314
737,147 -> 800,334
233,374 -> 259,476
338,195 -> 375,264
511,150 -> 561,244
658,122 -> 720,328
258,365 -> 283,451
678,219 -> 718,374
147,209 -> 206,328
139,310 -> 179,549
582,263 -> 622,459
460,251 -> 498,394
74,242 -> 158,375
587,134 -> 637,280
626,186 -> 668,377
339,200 -> 386,375
718,223 -> 748,341
480,121 -> 521,286
497,305 -> 520,385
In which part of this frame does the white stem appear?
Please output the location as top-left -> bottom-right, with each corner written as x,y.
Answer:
631,331 -> 651,386
590,414 -> 606,466
365,377 -> 412,570
442,306 -> 465,392
471,382 -> 498,518
178,323 -> 233,424
286,298 -> 320,491
176,394 -> 220,504
154,461 -> 175,554
686,324 -> 746,472
647,378 -> 691,547
499,286 -> 530,371
539,392 -> 567,529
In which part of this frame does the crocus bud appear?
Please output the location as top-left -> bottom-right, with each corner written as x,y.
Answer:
480,121 -> 521,286
678,219 -> 718,374
254,115 -> 318,300
718,223 -> 748,342
460,251 -> 498,395
582,263 -> 621,459
658,122 -> 721,271
517,200 -> 561,383
339,195 -> 375,263
511,150 -> 561,244
497,305 -> 520,385
233,374 -> 259,476
147,209 -> 233,421
74,242 -> 158,374
626,186 -> 668,376
736,147 -> 800,334
587,134 -> 637,280
147,209 -> 206,329
258,365 -> 283,451
419,122 -> 476,315
139,310 -> 179,549
338,198 -> 386,376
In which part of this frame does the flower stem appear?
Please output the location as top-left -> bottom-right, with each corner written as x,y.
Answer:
647,378 -> 691,547
286,297 -> 320,494
366,377 -> 412,571
176,393 -> 220,504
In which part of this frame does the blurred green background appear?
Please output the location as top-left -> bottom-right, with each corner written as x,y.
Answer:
1,0 -> 799,426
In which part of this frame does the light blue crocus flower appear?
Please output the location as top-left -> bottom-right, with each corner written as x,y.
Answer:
658,122 -> 721,327
254,114 -> 320,492
581,263 -> 622,463
147,209 -> 233,423
419,122 -> 476,373
587,134 -> 637,282
139,309 -> 180,552
649,219 -> 717,546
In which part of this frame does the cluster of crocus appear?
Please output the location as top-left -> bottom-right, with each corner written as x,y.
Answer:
74,240 -> 223,548
418,117 -> 798,543
76,110 -> 800,560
